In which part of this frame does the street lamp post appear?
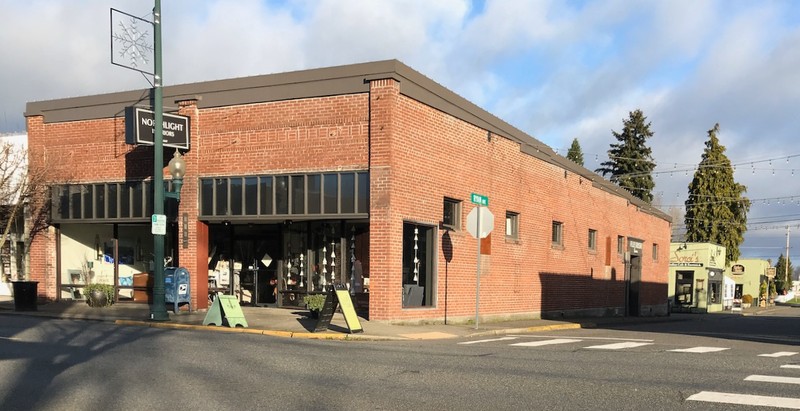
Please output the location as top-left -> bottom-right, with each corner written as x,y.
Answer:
149,0 -> 169,321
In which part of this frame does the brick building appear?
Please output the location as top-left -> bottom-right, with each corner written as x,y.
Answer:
25,60 -> 671,322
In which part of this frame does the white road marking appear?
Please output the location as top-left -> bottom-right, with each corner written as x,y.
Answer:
782,365 -> 800,369
687,391 -> 800,409
458,337 -> 518,345
745,375 -> 800,385
509,335 -> 653,342
669,346 -> 730,353
760,351 -> 798,358
584,342 -> 653,350
510,338 -> 582,347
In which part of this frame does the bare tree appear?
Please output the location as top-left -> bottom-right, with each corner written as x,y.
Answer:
0,139 -> 51,280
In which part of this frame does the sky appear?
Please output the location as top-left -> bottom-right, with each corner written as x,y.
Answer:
1,0 -> 799,262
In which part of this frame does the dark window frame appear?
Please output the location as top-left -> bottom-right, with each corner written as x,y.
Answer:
505,211 -> 519,240
199,171 -> 369,219
552,221 -> 563,247
442,198 -> 461,230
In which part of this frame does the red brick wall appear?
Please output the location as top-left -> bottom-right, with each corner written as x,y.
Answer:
27,79 -> 669,320
367,78 -> 670,321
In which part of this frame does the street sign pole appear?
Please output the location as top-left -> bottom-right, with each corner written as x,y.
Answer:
475,205 -> 481,330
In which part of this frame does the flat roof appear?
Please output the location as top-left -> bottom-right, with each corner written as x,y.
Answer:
25,59 -> 669,222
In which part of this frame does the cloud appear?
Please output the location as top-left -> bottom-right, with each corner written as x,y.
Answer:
1,0 -> 799,257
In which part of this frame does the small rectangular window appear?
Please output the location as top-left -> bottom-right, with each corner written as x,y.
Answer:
275,176 -> 289,214
200,179 -> 214,216
552,221 -> 563,247
442,198 -> 461,230
588,229 -> 597,251
230,177 -> 243,215
323,174 -> 338,214
291,175 -> 305,214
505,211 -> 519,239
260,176 -> 273,215
244,177 -> 258,215
307,174 -> 321,214
617,236 -> 624,255
652,243 -> 659,261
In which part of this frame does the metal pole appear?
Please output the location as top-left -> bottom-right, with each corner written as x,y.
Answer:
786,226 -> 790,292
149,0 -> 168,321
475,205 -> 481,329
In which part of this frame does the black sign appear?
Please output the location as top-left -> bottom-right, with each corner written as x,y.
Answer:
312,285 -> 364,333
313,288 -> 338,332
125,106 -> 190,150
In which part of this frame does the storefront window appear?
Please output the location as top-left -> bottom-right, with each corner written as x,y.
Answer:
675,271 -> 693,305
58,223 -> 153,302
402,222 -> 435,308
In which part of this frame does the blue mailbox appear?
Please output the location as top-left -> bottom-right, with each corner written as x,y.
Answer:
164,267 -> 191,313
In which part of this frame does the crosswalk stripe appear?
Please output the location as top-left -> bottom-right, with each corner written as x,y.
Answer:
458,337 -> 518,345
745,375 -> 800,385
760,352 -> 798,358
510,338 -> 582,347
669,346 -> 730,353
584,342 -> 653,350
782,365 -> 800,369
687,391 -> 800,409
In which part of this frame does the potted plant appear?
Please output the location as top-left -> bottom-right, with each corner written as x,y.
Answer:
303,293 -> 327,318
741,294 -> 753,309
84,283 -> 116,308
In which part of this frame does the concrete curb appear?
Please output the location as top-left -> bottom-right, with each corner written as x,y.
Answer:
114,319 -> 408,341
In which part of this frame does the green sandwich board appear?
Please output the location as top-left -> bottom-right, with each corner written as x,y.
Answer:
203,294 -> 248,328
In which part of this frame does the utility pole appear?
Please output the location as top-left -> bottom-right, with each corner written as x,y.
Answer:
786,225 -> 791,292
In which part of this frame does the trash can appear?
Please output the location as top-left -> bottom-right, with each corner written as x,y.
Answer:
164,267 -> 191,313
12,281 -> 39,311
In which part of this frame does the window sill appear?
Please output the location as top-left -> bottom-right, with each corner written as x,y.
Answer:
505,237 -> 520,244
551,243 -> 564,250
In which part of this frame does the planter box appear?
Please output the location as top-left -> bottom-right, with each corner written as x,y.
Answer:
12,281 -> 39,312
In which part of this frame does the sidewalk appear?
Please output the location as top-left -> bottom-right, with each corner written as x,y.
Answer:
0,295 -> 737,341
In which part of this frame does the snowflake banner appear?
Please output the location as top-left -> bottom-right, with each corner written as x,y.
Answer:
110,8 -> 154,75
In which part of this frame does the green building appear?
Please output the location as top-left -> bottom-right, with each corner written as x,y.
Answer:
668,242 -> 726,313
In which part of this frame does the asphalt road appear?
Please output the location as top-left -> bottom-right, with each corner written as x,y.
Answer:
1,308 -> 798,410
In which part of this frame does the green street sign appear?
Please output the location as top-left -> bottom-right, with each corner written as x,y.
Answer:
470,193 -> 488,206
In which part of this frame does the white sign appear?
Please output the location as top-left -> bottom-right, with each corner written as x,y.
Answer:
466,207 -> 494,239
151,214 -> 167,235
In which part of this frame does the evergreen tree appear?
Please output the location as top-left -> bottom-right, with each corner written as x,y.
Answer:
684,124 -> 750,263
595,109 -> 656,203
566,138 -> 584,166
774,254 -> 794,294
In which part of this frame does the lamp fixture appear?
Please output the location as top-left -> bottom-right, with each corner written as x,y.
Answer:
165,149 -> 186,200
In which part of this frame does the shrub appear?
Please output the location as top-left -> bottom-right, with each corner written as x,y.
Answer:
741,294 -> 753,304
84,283 -> 115,307
303,293 -> 327,311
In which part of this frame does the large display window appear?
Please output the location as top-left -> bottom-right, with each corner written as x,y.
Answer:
58,223 -> 166,302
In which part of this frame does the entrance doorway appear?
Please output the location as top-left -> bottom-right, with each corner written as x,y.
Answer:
628,255 -> 641,316
206,220 -> 369,310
